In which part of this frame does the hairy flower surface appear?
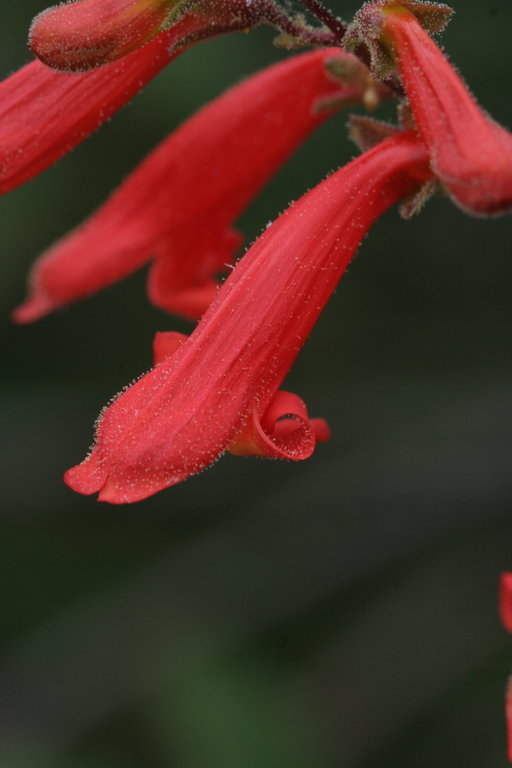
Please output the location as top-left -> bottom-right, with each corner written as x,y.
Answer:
65,130 -> 431,504
31,0 -> 176,71
14,48 -> 375,324
0,18 -> 194,195
377,1 -> 512,215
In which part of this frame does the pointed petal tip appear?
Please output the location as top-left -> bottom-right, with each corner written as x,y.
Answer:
12,295 -> 54,325
66,454 -> 188,504
64,455 -> 107,497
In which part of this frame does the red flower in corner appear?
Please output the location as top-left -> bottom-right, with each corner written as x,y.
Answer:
346,0 -> 512,215
501,573 -> 512,634
14,48 -> 380,323
500,573 -> 512,761
65,129 -> 431,504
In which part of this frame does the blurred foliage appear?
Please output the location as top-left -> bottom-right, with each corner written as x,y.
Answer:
1,1 -> 512,767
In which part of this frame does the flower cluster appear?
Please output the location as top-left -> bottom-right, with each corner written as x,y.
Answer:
3,0 -> 512,509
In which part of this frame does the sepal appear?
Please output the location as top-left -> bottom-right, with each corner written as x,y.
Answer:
324,55 -> 388,110
343,0 -> 453,81
399,179 -> 437,218
384,2 -> 454,35
348,115 -> 398,152
343,3 -> 396,80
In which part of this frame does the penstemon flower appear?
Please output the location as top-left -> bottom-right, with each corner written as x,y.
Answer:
14,48 -> 382,323
3,0 -> 512,759
64,129 -> 431,503
0,16 -> 211,195
0,0 -> 323,194
345,0 -> 512,215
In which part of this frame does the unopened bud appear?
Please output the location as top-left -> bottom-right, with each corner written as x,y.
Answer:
30,0 -> 183,72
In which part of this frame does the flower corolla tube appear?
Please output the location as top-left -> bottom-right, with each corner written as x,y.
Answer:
345,0 -> 512,215
65,129 -> 431,504
14,48 -> 381,323
0,0 -> 284,194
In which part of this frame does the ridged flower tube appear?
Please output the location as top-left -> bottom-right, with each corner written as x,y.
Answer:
30,0 -> 177,72
369,1 -> 512,215
13,49 -> 375,324
500,573 -> 512,761
64,130 -> 431,504
0,17 -> 196,195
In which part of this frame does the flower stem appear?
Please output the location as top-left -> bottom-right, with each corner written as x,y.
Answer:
297,0 -> 346,41
259,0 -> 339,47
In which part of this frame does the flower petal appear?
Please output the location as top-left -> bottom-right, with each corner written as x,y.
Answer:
228,390 -> 329,460
14,48 -> 369,323
380,3 -> 512,215
65,130 -> 431,503
500,573 -> 512,634
152,330 -> 187,364
0,19 -> 194,195
146,227 -> 242,319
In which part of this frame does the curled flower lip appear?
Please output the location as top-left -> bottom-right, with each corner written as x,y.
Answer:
13,48 -> 374,324
64,130 -> 431,504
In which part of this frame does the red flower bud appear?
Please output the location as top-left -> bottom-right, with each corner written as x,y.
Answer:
30,0 -> 175,72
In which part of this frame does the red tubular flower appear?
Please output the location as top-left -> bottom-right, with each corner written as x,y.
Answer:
500,573 -> 512,762
30,0 -> 175,72
501,573 -> 512,634
507,679 -> 512,764
349,1 -> 512,215
0,18 -> 194,195
13,48 -> 378,324
64,129 -> 431,504
0,0 -> 268,195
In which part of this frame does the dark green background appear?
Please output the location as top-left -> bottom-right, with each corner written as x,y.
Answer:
1,1 -> 512,766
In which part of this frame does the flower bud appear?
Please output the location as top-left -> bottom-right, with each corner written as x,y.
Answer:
30,0 -> 182,71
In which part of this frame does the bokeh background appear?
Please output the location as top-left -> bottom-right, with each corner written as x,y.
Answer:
1,1 -> 512,766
